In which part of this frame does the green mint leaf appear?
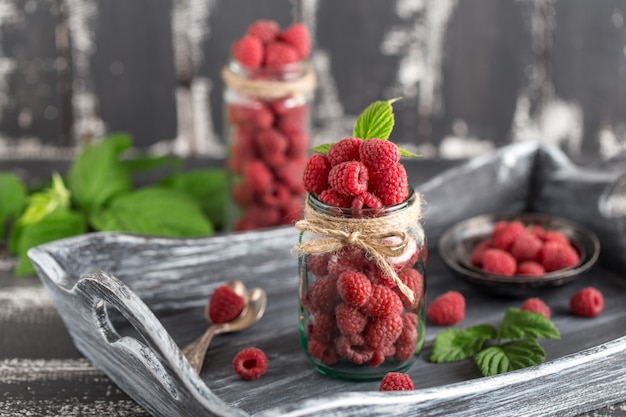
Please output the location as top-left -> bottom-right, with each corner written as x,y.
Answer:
398,147 -> 421,157
309,143 -> 333,155
430,324 -> 498,363
18,173 -> 70,226
160,169 -> 227,228
352,98 -> 400,140
499,308 -> 560,341
0,172 -> 27,237
16,208 -> 87,276
89,186 -> 214,237
68,133 -> 133,211
474,339 -> 545,377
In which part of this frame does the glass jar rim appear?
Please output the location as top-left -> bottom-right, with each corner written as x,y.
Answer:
307,188 -> 416,218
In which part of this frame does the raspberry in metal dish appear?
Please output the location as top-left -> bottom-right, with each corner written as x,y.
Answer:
482,248 -> 517,276
232,347 -> 268,380
379,372 -> 414,391
570,287 -> 604,317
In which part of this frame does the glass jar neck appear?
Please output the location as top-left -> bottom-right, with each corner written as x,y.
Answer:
308,188 -> 416,218
228,58 -> 309,82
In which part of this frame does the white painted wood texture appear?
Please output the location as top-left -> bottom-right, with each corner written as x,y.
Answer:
24,143 -> 626,417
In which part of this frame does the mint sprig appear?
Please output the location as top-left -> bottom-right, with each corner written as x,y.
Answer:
310,98 -> 420,157
430,307 -> 560,377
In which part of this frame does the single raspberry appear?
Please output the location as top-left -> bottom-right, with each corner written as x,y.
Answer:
332,246 -> 368,273
570,287 -> 604,317
491,220 -> 526,251
337,271 -> 372,307
255,128 -> 288,167
517,261 -> 545,276
207,284 -> 245,324
362,285 -> 403,318
327,137 -> 362,167
359,138 -> 401,172
307,252 -> 330,276
368,163 -> 409,206
284,130 -> 310,158
365,314 -> 403,349
540,241 -> 580,272
366,264 -> 395,288
335,334 -> 374,365
276,157 -> 306,192
307,313 -> 338,343
543,230 -> 570,245
482,248 -> 517,276
278,22 -> 310,58
394,312 -> 418,361
318,189 -> 352,208
305,275 -> 339,314
243,160 -> 273,194
265,41 -> 300,67
307,338 -> 338,365
328,161 -> 369,196
232,35 -> 264,68
228,103 -> 274,129
302,154 -> 331,194
379,372 -> 414,391
394,268 -> 423,310
335,303 -> 368,336
509,231 -> 543,262
351,192 -> 383,215
427,291 -> 465,326
232,347 -> 268,380
521,297 -> 551,319
470,240 -> 492,267
247,19 -> 280,44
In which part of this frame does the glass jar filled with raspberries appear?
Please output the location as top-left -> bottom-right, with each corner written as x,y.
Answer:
223,19 -> 316,231
294,131 -> 427,380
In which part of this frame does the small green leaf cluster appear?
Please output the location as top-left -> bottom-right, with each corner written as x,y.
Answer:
429,308 -> 561,377
0,133 -> 227,276
310,98 -> 419,157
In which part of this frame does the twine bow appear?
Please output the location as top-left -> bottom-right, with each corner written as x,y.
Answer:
293,196 -> 422,303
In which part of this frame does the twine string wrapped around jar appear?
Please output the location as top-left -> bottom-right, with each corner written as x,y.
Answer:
293,195 -> 422,302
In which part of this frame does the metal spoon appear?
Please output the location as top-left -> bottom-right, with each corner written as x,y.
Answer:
182,282 -> 267,374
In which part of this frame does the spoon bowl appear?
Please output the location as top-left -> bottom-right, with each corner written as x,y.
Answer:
182,281 -> 267,374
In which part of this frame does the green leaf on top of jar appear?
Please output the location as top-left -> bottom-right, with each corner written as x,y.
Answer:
353,98 -> 400,140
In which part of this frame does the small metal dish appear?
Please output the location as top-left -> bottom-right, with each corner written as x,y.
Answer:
438,213 -> 601,297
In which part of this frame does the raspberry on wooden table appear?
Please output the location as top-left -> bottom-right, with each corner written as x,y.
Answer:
521,297 -> 551,319
570,287 -> 604,317
427,291 -> 465,326
379,372 -> 414,391
207,284 -> 245,324
232,347 -> 268,380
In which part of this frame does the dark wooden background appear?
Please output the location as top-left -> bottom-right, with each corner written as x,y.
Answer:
1,0 -> 626,162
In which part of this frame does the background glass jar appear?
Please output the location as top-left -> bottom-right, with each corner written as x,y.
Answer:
222,59 -> 316,231
297,189 -> 426,381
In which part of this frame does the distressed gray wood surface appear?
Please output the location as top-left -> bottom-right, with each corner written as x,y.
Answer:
16,143 -> 626,417
1,1 -> 626,161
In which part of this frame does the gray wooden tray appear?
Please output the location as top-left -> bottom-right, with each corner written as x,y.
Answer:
27,143 -> 626,417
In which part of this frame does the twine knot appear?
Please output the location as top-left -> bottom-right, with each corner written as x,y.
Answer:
292,194 -> 422,303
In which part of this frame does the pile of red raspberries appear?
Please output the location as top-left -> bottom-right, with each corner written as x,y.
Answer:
303,245 -> 423,367
471,220 -> 580,276
302,137 -> 409,213
227,20 -> 312,231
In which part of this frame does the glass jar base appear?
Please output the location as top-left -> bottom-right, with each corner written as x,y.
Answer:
308,358 -> 418,382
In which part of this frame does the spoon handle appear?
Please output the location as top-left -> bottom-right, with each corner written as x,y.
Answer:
182,325 -> 218,374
